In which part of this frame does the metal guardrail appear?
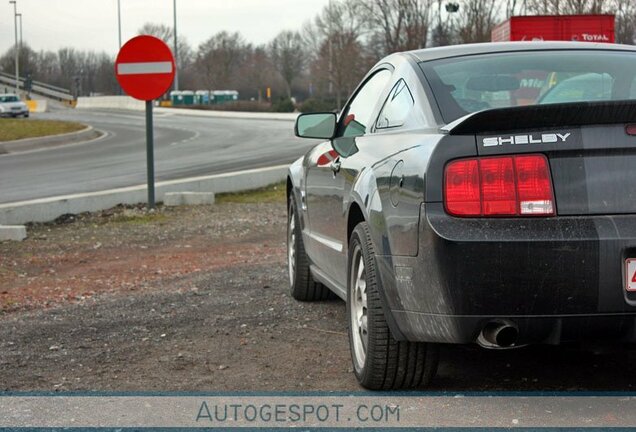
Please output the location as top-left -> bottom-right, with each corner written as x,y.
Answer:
0,72 -> 74,102
0,71 -> 71,94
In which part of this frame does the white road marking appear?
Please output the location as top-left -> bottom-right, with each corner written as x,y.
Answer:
170,128 -> 200,146
117,61 -> 173,75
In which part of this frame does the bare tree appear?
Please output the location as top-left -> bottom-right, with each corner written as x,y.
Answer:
0,44 -> 39,81
526,0 -> 607,14
505,0 -> 527,16
615,0 -> 636,44
268,31 -> 305,98
36,50 -> 60,84
308,0 -> 370,108
138,22 -> 193,68
430,0 -> 457,46
194,31 -> 249,89
361,0 -> 434,55
456,0 -> 502,43
236,46 -> 277,101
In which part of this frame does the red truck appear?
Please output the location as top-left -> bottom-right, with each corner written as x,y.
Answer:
492,15 -> 615,43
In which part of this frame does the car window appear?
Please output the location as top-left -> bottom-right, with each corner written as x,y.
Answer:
420,50 -> 636,123
0,95 -> 18,103
376,79 -> 414,129
539,73 -> 613,104
340,69 -> 392,138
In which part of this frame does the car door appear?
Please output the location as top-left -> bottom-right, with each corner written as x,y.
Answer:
305,68 -> 393,289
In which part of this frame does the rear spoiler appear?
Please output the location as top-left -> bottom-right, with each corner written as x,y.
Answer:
443,100 -> 636,135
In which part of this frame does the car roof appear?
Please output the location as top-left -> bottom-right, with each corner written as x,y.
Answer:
406,41 -> 636,63
0,94 -> 18,97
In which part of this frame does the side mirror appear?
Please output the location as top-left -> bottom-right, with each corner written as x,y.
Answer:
295,112 -> 337,140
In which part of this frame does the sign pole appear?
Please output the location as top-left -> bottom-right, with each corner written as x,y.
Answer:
145,100 -> 155,209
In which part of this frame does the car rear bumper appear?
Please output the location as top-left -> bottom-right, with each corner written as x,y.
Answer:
376,203 -> 636,344
0,110 -> 27,117
389,311 -> 636,345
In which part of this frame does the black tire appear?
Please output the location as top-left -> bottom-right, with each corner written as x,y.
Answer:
347,222 -> 439,390
287,194 -> 332,301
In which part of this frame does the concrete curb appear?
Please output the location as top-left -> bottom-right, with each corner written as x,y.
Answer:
0,126 -> 103,155
0,225 -> 27,241
75,96 -> 299,121
0,165 -> 289,225
156,107 -> 299,122
76,96 -> 145,111
164,192 -> 215,207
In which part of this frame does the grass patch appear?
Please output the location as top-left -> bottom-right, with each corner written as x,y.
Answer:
217,182 -> 286,204
0,119 -> 86,142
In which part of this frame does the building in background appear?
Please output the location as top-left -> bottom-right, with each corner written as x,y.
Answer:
492,15 -> 616,43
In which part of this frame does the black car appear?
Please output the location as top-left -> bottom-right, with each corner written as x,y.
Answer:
287,41 -> 636,390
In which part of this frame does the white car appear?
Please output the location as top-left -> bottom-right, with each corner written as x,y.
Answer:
0,94 -> 29,118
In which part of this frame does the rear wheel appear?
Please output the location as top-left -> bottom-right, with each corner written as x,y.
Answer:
287,194 -> 332,301
348,222 -> 439,389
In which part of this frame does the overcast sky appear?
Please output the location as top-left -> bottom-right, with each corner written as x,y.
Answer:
0,0 -> 331,56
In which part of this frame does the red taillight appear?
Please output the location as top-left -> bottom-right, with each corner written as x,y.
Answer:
514,155 -> 554,215
444,159 -> 480,216
479,157 -> 516,216
626,124 -> 636,136
444,154 -> 555,217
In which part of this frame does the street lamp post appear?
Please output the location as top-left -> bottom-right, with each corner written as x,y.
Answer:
117,0 -> 122,48
117,0 -> 122,95
327,0 -> 333,97
173,0 -> 179,92
17,13 -> 22,47
9,0 -> 19,94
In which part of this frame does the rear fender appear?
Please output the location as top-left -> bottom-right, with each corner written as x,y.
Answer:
349,169 -> 407,339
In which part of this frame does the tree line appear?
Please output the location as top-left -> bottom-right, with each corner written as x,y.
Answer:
1,0 -> 634,108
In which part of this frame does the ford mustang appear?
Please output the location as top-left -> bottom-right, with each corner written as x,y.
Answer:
287,42 -> 636,389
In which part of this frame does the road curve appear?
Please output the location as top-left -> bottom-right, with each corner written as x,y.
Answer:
0,109 -> 316,204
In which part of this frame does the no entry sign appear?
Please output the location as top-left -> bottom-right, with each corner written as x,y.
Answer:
115,35 -> 175,101
115,35 -> 176,209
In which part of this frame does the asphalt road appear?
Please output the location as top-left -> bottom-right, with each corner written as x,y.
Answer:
0,108 -> 315,204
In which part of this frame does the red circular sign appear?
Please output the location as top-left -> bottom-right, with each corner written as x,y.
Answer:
115,35 -> 175,101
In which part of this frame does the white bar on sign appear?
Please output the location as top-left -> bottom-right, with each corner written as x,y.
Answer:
117,61 -> 173,75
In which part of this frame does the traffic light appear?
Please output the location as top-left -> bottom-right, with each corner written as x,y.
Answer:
25,73 -> 32,92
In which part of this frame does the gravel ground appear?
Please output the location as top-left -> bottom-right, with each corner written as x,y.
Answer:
2,196 -> 636,392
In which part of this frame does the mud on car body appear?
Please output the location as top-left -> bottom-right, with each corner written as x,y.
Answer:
287,41 -> 636,389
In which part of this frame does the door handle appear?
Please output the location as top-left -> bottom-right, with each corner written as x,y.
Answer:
330,159 -> 341,174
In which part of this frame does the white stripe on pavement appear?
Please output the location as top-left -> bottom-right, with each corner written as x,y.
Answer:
117,61 -> 173,75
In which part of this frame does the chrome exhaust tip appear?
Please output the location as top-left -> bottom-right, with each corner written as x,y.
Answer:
478,321 -> 519,349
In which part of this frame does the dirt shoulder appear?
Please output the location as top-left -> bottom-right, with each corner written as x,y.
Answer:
0,191 -> 356,391
2,190 -> 636,392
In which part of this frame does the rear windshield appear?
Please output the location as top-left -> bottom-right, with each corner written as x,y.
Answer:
0,95 -> 19,103
419,50 -> 636,124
